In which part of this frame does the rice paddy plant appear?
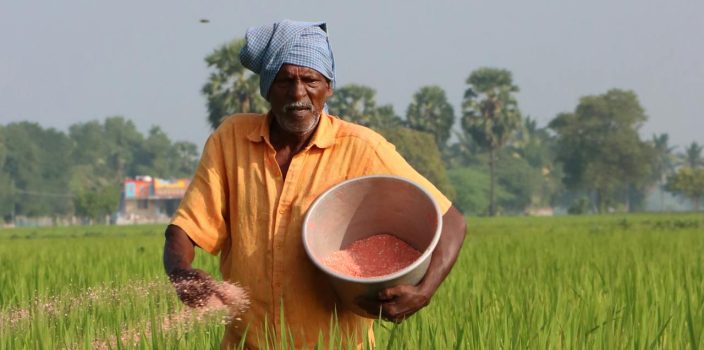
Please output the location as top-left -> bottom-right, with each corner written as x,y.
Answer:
1,213 -> 702,349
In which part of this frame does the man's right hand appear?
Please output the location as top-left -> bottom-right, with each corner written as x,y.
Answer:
168,267 -> 219,308
164,225 -> 216,308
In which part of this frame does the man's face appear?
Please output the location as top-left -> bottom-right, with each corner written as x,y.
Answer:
268,64 -> 333,134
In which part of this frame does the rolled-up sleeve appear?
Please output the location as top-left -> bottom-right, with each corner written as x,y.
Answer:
170,134 -> 230,254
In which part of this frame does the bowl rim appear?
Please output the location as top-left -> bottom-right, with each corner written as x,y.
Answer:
302,174 -> 443,283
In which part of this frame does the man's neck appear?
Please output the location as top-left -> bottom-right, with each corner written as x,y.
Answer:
269,117 -> 318,155
269,116 -> 320,180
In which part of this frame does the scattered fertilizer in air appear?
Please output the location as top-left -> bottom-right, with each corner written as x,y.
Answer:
321,233 -> 421,277
90,279 -> 249,350
173,278 -> 250,318
1,278 -> 249,350
0,280 -> 167,330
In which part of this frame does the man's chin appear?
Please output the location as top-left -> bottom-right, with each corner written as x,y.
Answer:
276,116 -> 320,135
276,110 -> 320,134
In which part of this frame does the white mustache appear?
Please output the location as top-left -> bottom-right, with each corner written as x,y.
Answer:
283,101 -> 313,112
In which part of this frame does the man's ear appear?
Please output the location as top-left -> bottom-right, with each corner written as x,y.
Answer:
326,81 -> 333,97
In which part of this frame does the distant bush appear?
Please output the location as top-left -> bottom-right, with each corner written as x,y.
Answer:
568,197 -> 591,215
380,127 -> 455,199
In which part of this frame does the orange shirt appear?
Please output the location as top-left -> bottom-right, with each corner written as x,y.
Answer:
171,112 -> 451,349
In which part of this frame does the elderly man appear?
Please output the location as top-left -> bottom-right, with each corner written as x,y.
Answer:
163,20 -> 466,349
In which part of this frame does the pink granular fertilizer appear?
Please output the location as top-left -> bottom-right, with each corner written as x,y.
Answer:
321,233 -> 421,277
91,280 -> 249,350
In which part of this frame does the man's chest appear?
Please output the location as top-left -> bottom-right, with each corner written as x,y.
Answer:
232,144 -> 373,209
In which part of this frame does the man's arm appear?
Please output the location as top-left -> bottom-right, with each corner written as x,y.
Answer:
164,224 -> 196,275
374,205 -> 467,322
163,224 -> 220,307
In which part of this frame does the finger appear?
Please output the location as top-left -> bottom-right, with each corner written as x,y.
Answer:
378,286 -> 403,301
380,299 -> 403,320
381,304 -> 406,324
380,294 -> 421,322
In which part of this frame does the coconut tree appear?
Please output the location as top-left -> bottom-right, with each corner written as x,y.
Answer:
461,68 -> 522,216
327,84 -> 403,130
406,85 -> 455,149
202,38 -> 267,129
683,142 -> 703,169
651,133 -> 677,210
327,84 -> 377,123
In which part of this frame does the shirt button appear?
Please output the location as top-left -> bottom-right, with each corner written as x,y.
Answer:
279,208 -> 285,214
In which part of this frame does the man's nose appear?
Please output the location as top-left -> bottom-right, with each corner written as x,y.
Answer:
288,80 -> 306,99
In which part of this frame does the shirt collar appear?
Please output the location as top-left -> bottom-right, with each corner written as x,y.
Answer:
245,113 -> 271,143
246,111 -> 336,149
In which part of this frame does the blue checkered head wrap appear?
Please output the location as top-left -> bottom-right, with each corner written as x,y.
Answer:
240,20 -> 335,99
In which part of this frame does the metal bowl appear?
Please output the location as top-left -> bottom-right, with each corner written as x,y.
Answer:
302,175 -> 442,318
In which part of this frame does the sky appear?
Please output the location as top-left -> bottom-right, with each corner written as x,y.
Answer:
1,0 -> 702,150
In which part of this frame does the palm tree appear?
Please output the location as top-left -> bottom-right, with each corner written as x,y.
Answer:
328,84 -> 377,124
461,68 -> 522,216
327,84 -> 402,130
202,38 -> 267,130
651,134 -> 677,210
406,86 -> 455,149
683,142 -> 703,169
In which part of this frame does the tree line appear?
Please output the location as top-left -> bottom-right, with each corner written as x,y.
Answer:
0,118 -> 198,223
2,38 -> 702,224
203,39 -> 704,215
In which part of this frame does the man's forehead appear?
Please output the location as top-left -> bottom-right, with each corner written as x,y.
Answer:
276,64 -> 327,78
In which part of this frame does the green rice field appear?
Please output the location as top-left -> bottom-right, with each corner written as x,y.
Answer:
1,213 -> 703,349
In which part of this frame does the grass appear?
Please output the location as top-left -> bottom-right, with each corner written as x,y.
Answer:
1,213 -> 702,349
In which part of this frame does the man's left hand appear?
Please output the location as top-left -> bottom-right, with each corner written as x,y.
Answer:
355,283 -> 434,323
376,284 -> 432,323
355,206 -> 466,323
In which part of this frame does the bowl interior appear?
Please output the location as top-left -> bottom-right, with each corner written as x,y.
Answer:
303,175 -> 441,282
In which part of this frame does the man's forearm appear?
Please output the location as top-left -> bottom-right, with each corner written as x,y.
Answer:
418,206 -> 467,295
163,225 -> 222,307
163,224 -> 197,276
